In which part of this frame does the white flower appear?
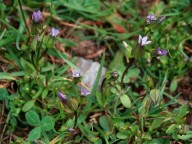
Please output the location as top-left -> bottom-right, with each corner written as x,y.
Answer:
138,35 -> 152,46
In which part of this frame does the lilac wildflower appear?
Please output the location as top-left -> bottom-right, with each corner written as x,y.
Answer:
32,10 -> 42,23
72,69 -> 81,78
138,35 -> 152,46
58,92 -> 67,102
157,47 -> 168,56
146,13 -> 156,24
158,16 -> 166,23
80,87 -> 90,96
68,128 -> 75,132
51,28 -> 60,37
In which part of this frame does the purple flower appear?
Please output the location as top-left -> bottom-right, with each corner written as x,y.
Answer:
146,13 -> 156,24
158,16 -> 166,23
51,28 -> 60,37
157,47 -> 168,56
138,35 -> 152,46
32,10 -> 42,23
58,92 -> 67,102
68,128 -> 75,132
80,87 -> 90,96
72,69 -> 81,78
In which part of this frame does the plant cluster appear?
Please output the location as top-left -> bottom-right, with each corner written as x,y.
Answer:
0,0 -> 192,144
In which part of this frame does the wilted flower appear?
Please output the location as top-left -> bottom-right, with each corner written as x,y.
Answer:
80,87 -> 90,96
72,69 -> 81,78
184,56 -> 190,61
138,35 -> 152,46
68,128 -> 75,132
146,13 -> 156,24
158,16 -> 166,23
32,10 -> 42,23
51,28 -> 60,37
58,92 -> 67,102
111,71 -> 119,78
157,47 -> 168,56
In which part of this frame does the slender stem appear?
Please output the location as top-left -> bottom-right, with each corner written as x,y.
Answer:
133,112 -> 142,132
120,58 -> 135,91
104,106 -> 112,131
101,78 -> 106,95
73,111 -> 78,128
18,0 -> 31,35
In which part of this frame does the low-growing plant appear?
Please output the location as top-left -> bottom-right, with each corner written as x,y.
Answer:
0,0 -> 192,144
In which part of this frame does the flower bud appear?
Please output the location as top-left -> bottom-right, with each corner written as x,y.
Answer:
58,92 -> 67,103
80,87 -> 90,96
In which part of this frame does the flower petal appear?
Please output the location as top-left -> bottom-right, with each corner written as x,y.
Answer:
142,36 -> 148,45
144,41 -> 152,45
139,35 -> 142,44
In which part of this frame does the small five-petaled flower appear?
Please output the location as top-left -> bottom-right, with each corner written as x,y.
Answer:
157,47 -> 168,56
138,35 -> 152,46
51,28 -> 60,37
146,13 -> 156,24
72,69 -> 81,78
32,10 -> 42,23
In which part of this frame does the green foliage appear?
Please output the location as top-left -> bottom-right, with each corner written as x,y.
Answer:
25,111 -> 41,126
0,0 -> 192,143
25,111 -> 55,141
120,94 -> 132,108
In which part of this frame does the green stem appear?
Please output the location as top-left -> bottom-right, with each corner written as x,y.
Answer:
0,112 -> 11,143
18,0 -> 31,35
73,111 -> 78,128
120,58 -> 135,91
101,78 -> 106,95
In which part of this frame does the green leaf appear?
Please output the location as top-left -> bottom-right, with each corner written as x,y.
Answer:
173,105 -> 188,118
20,58 -> 36,71
40,116 -> 55,131
99,115 -> 110,131
170,79 -> 178,92
166,124 -> 177,134
0,72 -> 16,80
151,118 -> 162,130
0,37 -> 15,47
22,100 -> 35,112
96,92 -> 103,106
123,68 -> 140,83
150,89 -> 160,103
25,111 -> 40,126
0,88 -> 9,100
120,94 -> 132,108
27,127 -> 41,141
85,52 -> 105,108
91,52 -> 105,96
41,88 -> 49,99
116,132 -> 128,139
145,138 -> 168,144
178,131 -> 192,140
